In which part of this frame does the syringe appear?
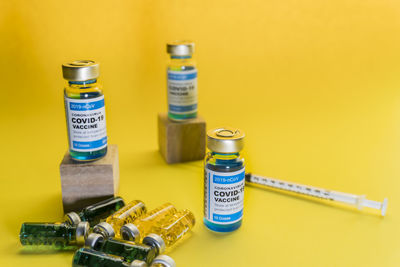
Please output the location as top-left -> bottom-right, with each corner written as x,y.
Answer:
245,173 -> 388,216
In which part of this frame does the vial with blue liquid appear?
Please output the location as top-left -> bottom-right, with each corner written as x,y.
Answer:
204,127 -> 245,232
62,60 -> 108,161
166,41 -> 197,121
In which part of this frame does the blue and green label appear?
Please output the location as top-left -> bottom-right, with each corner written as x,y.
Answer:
205,168 -> 245,224
65,95 -> 107,152
167,69 -> 197,115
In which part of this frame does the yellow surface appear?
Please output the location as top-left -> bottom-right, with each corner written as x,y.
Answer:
0,0 -> 400,266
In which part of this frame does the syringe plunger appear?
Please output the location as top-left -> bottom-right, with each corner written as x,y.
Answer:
245,173 -> 388,216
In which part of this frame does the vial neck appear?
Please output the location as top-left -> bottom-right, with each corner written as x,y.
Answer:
68,79 -> 97,88
170,55 -> 192,59
211,152 -> 240,160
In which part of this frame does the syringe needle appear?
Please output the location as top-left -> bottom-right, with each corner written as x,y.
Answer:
245,173 -> 388,216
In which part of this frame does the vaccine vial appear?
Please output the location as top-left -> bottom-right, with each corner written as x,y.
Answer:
143,209 -> 195,254
73,248 -> 139,267
62,60 -> 108,161
20,222 -> 89,249
93,200 -> 146,238
65,196 -> 126,226
203,127 -> 245,232
85,233 -> 156,264
120,203 -> 177,242
166,41 -> 197,121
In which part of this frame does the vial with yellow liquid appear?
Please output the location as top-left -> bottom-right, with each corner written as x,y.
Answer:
166,41 -> 197,121
62,60 -> 108,161
143,209 -> 195,254
93,200 -> 146,238
120,203 -> 177,242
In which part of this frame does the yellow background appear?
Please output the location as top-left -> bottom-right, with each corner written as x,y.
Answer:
1,0 -> 400,266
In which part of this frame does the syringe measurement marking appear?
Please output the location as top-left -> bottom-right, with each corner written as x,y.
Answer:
249,175 -> 334,200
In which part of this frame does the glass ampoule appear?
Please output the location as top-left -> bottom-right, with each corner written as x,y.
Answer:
85,233 -> 156,264
166,41 -> 197,121
120,203 -> 177,242
143,209 -> 195,254
93,200 -> 146,238
65,196 -> 126,226
73,248 -> 141,267
62,60 -> 108,161
20,222 -> 89,249
204,127 -> 245,233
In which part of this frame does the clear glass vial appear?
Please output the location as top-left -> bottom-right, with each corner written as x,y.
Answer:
166,41 -> 197,121
143,209 -> 195,254
120,203 -> 177,242
203,127 -> 245,233
62,60 -> 108,161
20,222 -> 89,249
85,233 -> 156,264
73,248 -> 140,267
65,196 -> 126,226
93,200 -> 147,238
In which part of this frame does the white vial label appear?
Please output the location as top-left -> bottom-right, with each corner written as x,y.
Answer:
167,69 -> 197,114
205,168 -> 245,224
65,95 -> 107,152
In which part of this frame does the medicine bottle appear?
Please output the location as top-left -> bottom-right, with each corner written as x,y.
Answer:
62,60 -> 108,161
93,200 -> 146,238
143,209 -> 195,254
203,127 -> 245,232
72,248 -> 140,267
20,221 -> 89,249
166,41 -> 197,121
85,233 -> 156,264
65,196 -> 125,226
120,203 -> 176,242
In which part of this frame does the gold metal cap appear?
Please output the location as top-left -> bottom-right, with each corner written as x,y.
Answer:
207,127 -> 245,153
167,41 -> 194,56
62,60 -> 99,81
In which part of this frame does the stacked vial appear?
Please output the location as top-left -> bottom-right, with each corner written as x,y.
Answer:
19,196 -> 195,266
